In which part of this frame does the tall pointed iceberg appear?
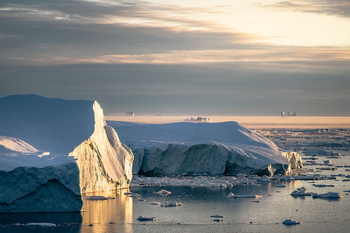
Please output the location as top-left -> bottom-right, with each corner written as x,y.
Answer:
0,95 -> 133,213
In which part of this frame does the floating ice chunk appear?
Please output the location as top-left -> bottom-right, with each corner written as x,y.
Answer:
251,200 -> 260,203
213,219 -> 223,222
282,219 -> 301,225
137,216 -> 157,221
312,184 -> 334,187
274,185 -> 286,188
290,187 -> 312,196
137,197 -> 146,201
148,201 -> 161,205
124,192 -> 133,195
84,196 -> 108,200
154,189 -> 171,195
227,193 -> 262,198
129,193 -> 142,198
312,192 -> 343,199
324,160 -> 332,164
25,223 -> 56,227
210,215 -> 224,218
160,201 -> 183,207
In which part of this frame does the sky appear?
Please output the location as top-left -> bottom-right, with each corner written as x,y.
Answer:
1,0 -> 349,116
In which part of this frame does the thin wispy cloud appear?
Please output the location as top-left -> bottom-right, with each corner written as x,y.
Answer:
260,0 -> 350,18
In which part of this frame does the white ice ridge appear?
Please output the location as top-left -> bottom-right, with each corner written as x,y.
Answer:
0,95 -> 133,213
108,121 -> 302,176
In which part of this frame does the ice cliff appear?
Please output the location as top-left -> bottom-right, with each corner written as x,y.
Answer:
0,95 -> 133,213
108,121 -> 302,176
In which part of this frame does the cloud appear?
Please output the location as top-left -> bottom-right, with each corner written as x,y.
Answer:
1,0 -> 349,116
260,0 -> 350,18
0,0 -> 241,32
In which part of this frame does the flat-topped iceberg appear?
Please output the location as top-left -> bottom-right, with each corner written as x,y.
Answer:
108,121 -> 302,176
0,95 -> 133,213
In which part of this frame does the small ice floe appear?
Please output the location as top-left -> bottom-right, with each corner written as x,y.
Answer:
210,215 -> 224,218
227,193 -> 262,198
213,219 -> 223,222
344,190 -> 350,192
25,223 -> 56,227
313,184 -> 334,187
290,187 -> 312,196
274,185 -> 286,188
137,216 -> 157,221
154,189 -> 171,196
342,179 -> 350,182
160,201 -> 183,207
282,219 -> 301,225
318,167 -> 337,171
137,197 -> 146,201
148,201 -> 161,205
129,193 -> 142,198
312,192 -> 343,199
251,200 -> 260,203
84,196 -> 108,200
324,160 -> 332,164
124,192 -> 133,195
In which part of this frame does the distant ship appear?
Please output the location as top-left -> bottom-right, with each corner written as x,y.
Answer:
281,112 -> 297,116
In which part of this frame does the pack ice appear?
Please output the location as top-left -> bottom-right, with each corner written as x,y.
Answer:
108,121 -> 302,176
0,95 -> 133,213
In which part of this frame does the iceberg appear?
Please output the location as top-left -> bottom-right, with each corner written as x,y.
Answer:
312,192 -> 343,199
0,95 -> 134,213
290,187 -> 312,196
108,121 -> 302,176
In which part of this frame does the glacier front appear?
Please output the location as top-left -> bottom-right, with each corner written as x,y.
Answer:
0,95 -> 133,213
108,121 -> 302,176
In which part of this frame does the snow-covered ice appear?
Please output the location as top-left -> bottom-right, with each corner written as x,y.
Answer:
108,121 -> 302,176
312,192 -> 343,199
227,193 -> 262,198
0,95 -> 134,213
25,223 -> 56,227
154,189 -> 171,195
160,201 -> 183,207
148,201 -> 161,205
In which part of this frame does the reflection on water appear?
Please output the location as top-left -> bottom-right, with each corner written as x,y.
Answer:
80,189 -> 133,233
0,189 -> 134,233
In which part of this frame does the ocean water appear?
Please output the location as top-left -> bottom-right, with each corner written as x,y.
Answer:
1,128 -> 350,233
1,174 -> 350,233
